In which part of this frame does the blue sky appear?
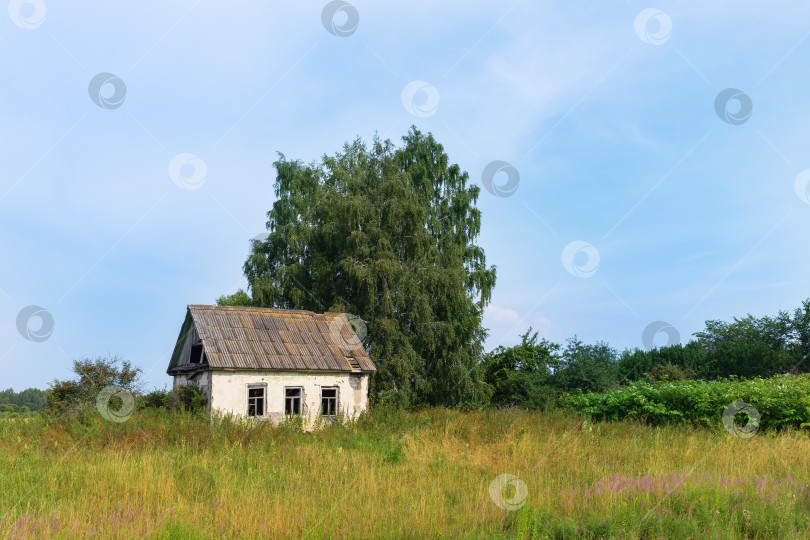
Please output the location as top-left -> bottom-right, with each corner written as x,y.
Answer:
2,1 -> 810,391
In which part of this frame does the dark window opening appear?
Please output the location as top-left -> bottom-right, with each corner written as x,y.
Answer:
248,387 -> 265,417
285,388 -> 301,415
321,388 -> 338,417
190,343 -> 203,364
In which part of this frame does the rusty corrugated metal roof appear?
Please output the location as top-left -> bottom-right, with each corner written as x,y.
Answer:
168,305 -> 375,373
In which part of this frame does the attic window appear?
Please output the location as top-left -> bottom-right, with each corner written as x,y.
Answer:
190,343 -> 203,364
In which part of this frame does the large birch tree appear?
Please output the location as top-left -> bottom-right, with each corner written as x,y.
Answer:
219,128 -> 496,407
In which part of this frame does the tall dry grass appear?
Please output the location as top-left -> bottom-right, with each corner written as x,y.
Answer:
0,407 -> 808,538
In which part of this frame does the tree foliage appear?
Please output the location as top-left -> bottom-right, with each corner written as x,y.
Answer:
483,328 -> 561,409
614,299 -> 810,384
555,337 -> 619,393
487,298 -> 810,410
482,331 -> 622,408
220,128 -> 496,407
618,342 -> 707,382
46,356 -> 142,415
140,386 -> 208,413
0,387 -> 46,412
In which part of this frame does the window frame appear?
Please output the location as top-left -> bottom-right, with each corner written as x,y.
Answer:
320,386 -> 339,418
284,387 -> 303,417
246,383 -> 267,418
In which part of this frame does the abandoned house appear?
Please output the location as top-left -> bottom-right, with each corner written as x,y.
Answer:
166,305 -> 376,425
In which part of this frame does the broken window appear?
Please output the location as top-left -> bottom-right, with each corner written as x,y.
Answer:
247,386 -> 265,417
285,388 -> 302,416
321,387 -> 338,417
190,343 -> 203,363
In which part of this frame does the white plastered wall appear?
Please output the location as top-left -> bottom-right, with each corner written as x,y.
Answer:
205,370 -> 369,426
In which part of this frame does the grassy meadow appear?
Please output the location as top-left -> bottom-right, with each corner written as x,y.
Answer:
1,408 -> 809,539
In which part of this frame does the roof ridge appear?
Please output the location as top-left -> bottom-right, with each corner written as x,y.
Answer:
188,305 -> 317,315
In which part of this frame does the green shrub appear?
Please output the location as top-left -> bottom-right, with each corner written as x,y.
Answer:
648,363 -> 695,382
562,374 -> 810,431
140,386 -> 207,413
170,385 -> 207,413
140,389 -> 172,409
494,372 -> 560,410
46,355 -> 142,416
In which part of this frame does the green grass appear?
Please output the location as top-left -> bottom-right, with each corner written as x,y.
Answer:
1,407 -> 809,538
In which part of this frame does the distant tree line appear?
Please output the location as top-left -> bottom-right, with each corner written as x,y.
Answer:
484,298 -> 810,409
0,387 -> 46,414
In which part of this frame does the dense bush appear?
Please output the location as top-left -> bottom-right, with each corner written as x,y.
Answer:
44,355 -> 210,420
140,385 -> 207,413
617,299 -> 810,383
562,374 -> 810,431
46,355 -> 142,415
648,363 -> 695,382
618,342 -> 707,381
483,330 -> 621,409
483,329 -> 560,409
554,336 -> 619,393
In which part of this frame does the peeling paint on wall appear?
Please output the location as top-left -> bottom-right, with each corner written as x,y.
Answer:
174,370 -> 368,429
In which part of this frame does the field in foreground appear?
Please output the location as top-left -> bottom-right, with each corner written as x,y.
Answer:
1,408 -> 809,539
